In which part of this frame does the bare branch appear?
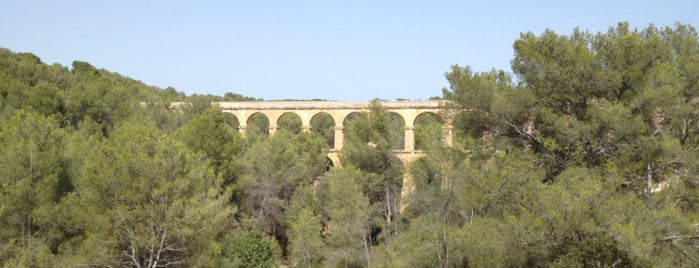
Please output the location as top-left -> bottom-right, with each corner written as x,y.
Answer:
506,122 -> 548,153
659,235 -> 699,241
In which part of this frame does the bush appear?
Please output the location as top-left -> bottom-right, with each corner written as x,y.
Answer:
222,230 -> 279,268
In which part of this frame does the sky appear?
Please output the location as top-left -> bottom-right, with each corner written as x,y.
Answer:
1,1 -> 698,101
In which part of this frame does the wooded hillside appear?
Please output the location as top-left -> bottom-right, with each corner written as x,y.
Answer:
1,22 -> 698,267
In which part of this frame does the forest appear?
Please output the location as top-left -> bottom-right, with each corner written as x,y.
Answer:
1,22 -> 699,267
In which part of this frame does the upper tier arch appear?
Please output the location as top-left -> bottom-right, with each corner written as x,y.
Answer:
212,100 -> 450,151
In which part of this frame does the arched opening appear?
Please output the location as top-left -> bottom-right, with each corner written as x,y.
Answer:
277,112 -> 303,134
409,157 -> 441,190
246,112 -> 270,142
343,112 -> 363,127
343,111 -> 405,150
414,112 -> 444,150
405,157 -> 443,216
386,112 -> 405,150
325,156 -> 335,172
310,112 -> 335,148
343,112 -> 364,145
453,110 -> 489,142
222,112 -> 239,131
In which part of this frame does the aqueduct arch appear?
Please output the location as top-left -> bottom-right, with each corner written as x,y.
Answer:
217,100 -> 451,155
157,100 -> 457,206
211,100 -> 453,208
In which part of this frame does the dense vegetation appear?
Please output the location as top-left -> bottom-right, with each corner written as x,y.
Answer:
1,22 -> 698,267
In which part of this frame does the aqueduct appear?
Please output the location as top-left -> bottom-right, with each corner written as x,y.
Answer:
215,100 -> 453,166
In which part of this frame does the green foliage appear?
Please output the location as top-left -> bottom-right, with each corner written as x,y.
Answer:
513,28 -> 601,117
452,110 -> 489,139
246,112 -> 270,143
322,167 -> 371,267
414,112 -> 444,150
278,112 -> 303,134
287,207 -> 325,267
310,112 -> 336,148
174,107 -> 245,185
237,130 -> 328,248
0,110 -> 66,266
223,91 -> 260,101
222,230 -> 279,268
341,101 -> 405,245
135,101 -> 188,133
442,66 -> 511,113
424,22 -> 699,267
70,122 -> 235,266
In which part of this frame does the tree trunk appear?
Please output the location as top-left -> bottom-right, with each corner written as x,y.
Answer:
646,162 -> 654,197
385,184 -> 392,224
363,232 -> 372,268
680,117 -> 690,146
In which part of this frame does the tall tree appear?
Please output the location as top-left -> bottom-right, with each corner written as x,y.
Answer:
285,185 -> 325,267
70,122 -> 234,267
237,130 -> 328,249
322,167 -> 371,268
341,101 -> 404,243
173,107 -> 245,185
0,110 -> 67,266
431,22 -> 699,267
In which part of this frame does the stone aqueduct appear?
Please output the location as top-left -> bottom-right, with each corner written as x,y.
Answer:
215,100 -> 453,166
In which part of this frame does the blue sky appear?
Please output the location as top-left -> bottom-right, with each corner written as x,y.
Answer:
1,1 -> 698,100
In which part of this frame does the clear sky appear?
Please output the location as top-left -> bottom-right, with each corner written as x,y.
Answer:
1,1 -> 698,100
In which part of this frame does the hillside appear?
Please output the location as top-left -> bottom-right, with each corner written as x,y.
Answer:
0,47 -> 257,133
